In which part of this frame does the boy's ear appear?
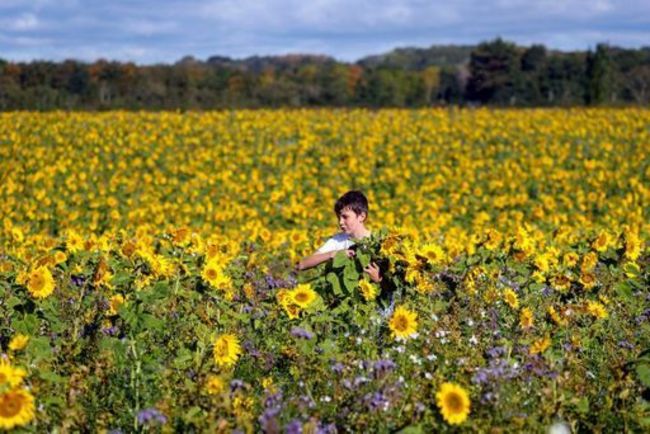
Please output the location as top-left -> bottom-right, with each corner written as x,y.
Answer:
360,211 -> 367,222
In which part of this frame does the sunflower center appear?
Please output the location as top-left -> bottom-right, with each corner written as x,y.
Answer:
207,269 -> 217,279
0,392 -> 24,418
445,393 -> 464,413
0,373 -> 6,384
294,292 -> 308,303
215,341 -> 229,358
30,274 -> 44,290
394,315 -> 408,331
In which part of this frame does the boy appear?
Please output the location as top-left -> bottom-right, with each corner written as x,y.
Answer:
296,190 -> 382,283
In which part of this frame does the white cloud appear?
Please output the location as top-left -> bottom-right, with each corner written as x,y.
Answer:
0,0 -> 648,63
4,13 -> 39,31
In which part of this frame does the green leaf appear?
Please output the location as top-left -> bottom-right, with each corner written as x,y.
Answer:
173,348 -> 193,369
318,339 -> 338,358
575,396 -> 589,414
332,251 -> 349,268
397,425 -> 423,434
357,252 -> 370,268
142,313 -> 165,331
343,277 -> 358,294
636,363 -> 650,387
614,281 -> 633,299
6,296 -> 22,310
14,313 -> 39,335
39,370 -> 65,384
27,336 -> 52,362
343,262 -> 359,282
111,271 -> 132,287
326,272 -> 342,296
184,406 -> 203,421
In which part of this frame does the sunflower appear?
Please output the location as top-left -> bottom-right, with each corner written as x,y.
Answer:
276,288 -> 291,305
530,336 -> 551,355
8,334 -> 29,352
580,252 -> 598,272
563,252 -> 579,267
65,230 -> 84,253
358,279 -> 378,301
419,243 -> 445,264
0,388 -> 35,430
519,307 -> 534,329
624,232 -> 642,261
26,266 -> 55,299
388,306 -> 418,339
591,231 -> 610,252
204,375 -> 226,395
547,306 -> 568,326
502,288 -> 519,309
436,382 -> 471,425
53,251 -> 67,265
586,300 -> 608,319
282,303 -> 301,320
579,272 -> 597,290
107,294 -> 125,316
290,284 -> 317,308
213,333 -> 241,368
0,359 -> 26,388
202,261 -> 231,289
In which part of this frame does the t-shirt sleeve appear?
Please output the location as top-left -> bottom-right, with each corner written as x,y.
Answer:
315,237 -> 339,254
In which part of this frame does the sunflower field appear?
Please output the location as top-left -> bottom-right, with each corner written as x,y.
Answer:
0,108 -> 649,432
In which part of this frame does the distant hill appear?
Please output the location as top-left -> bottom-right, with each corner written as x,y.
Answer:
357,45 -> 475,70
206,54 -> 337,73
201,46 -> 474,72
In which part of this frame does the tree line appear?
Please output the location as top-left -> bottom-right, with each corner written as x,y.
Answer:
1,38 -> 649,110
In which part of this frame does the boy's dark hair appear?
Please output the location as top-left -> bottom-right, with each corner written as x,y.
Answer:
334,190 -> 369,217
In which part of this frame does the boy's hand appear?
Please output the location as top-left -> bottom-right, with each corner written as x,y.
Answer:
335,249 -> 355,258
364,262 -> 382,283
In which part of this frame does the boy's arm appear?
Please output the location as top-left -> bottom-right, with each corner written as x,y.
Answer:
296,249 -> 354,271
296,251 -> 335,271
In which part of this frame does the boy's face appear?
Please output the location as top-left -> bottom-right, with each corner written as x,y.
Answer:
338,207 -> 366,235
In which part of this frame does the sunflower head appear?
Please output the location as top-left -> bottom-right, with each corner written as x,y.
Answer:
8,334 -> 29,352
436,382 -> 471,425
213,333 -> 242,368
290,284 -> 317,308
0,359 -> 26,388
0,388 -> 35,430
358,279 -> 378,301
503,288 -> 519,309
26,266 -> 55,299
204,375 -> 226,395
107,294 -> 125,316
388,305 -> 418,340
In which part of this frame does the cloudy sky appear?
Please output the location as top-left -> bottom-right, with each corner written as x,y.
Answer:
1,0 -> 648,64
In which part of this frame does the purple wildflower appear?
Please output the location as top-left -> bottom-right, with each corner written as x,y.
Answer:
230,379 -> 246,392
365,391 -> 390,412
635,309 -> 650,325
331,362 -> 344,374
71,275 -> 86,287
259,407 -> 281,434
373,359 -> 396,378
315,422 -> 337,434
485,346 -> 506,359
290,327 -> 314,340
618,340 -> 634,349
285,420 -> 302,434
136,408 -> 167,426
101,325 -> 119,336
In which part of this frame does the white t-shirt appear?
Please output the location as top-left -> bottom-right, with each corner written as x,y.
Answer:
315,233 -> 355,254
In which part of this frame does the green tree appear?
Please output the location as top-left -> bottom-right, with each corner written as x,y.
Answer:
466,38 -> 521,105
586,44 -> 614,105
